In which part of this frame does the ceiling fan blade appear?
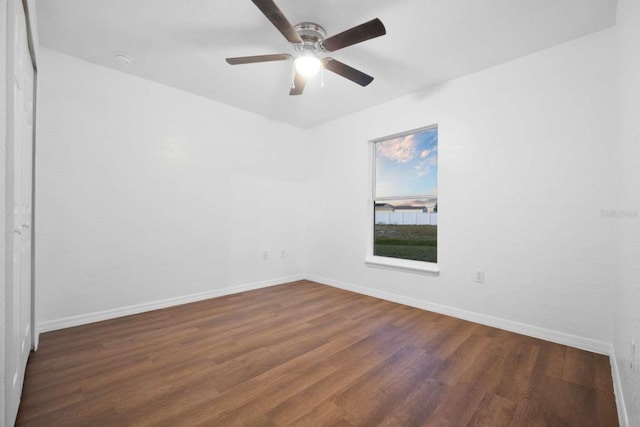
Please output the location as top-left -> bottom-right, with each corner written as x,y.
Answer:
321,18 -> 386,52
226,54 -> 292,65
323,58 -> 374,86
289,71 -> 306,95
251,0 -> 303,44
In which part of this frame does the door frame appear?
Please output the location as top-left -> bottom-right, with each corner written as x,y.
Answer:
22,0 -> 39,351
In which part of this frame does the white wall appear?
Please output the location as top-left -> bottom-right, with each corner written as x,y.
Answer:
1,0 -> 8,422
36,48 -> 308,328
614,0 -> 640,424
305,28 -> 618,347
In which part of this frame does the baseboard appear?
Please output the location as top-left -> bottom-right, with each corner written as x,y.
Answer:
37,272 -> 613,354
38,274 -> 305,333
306,274 -> 612,355
610,348 -> 630,427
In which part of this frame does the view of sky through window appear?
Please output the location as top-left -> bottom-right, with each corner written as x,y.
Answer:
375,127 -> 438,200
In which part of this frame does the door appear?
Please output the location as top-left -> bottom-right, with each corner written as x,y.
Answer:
6,0 -> 35,423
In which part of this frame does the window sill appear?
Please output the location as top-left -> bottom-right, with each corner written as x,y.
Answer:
365,256 -> 440,276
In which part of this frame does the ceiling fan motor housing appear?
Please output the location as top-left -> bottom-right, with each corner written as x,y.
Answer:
293,22 -> 327,54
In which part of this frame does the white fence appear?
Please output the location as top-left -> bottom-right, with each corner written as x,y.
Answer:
375,211 -> 438,225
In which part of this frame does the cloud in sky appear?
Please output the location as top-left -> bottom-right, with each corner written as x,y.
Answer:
415,146 -> 437,177
376,135 -> 417,164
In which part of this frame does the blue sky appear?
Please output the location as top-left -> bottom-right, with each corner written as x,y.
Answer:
375,127 -> 438,199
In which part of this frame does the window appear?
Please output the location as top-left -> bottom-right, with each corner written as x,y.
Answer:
370,126 -> 438,270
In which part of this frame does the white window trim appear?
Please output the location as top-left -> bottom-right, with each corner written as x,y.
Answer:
365,255 -> 440,275
365,125 -> 440,276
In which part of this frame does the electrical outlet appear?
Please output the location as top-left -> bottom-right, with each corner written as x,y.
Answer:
474,270 -> 485,284
631,340 -> 636,373
262,251 -> 268,261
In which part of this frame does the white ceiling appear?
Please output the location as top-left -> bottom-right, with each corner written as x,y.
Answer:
35,0 -> 617,128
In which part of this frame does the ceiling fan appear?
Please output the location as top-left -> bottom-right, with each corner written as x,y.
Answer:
226,0 -> 386,95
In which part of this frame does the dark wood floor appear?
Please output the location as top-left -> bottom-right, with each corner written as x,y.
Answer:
17,281 -> 618,426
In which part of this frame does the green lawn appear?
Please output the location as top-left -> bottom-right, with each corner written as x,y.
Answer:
374,224 -> 437,263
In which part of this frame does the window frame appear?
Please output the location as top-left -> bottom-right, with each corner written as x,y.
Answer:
365,125 -> 440,275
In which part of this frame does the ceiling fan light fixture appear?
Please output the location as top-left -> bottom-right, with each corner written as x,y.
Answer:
294,53 -> 322,78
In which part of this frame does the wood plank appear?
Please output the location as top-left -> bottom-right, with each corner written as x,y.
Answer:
333,345 -> 440,425
466,393 -> 517,427
377,378 -> 449,427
